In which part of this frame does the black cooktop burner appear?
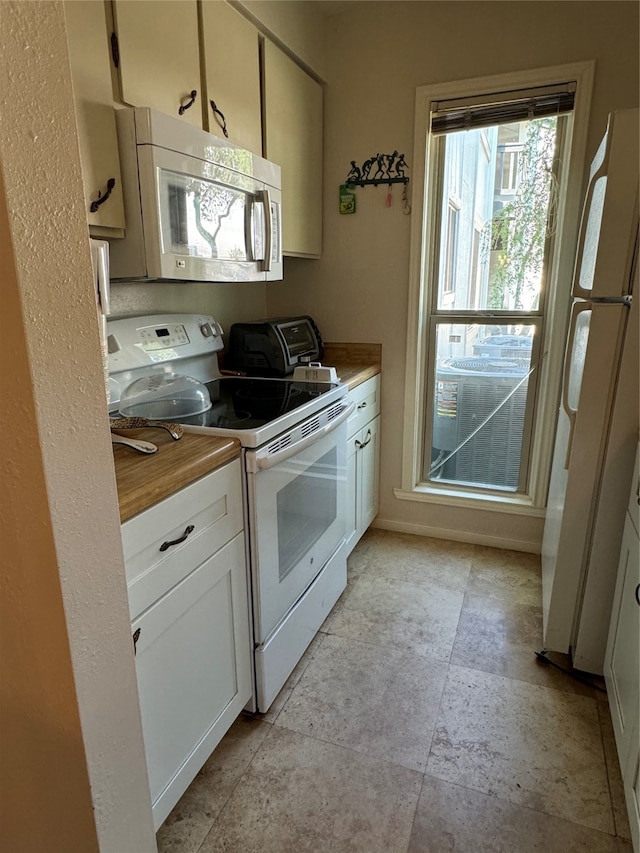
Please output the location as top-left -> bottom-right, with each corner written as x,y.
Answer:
178,376 -> 337,430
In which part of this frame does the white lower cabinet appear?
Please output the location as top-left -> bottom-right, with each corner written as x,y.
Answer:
121,459 -> 252,831
604,444 -> 640,852
344,376 -> 381,555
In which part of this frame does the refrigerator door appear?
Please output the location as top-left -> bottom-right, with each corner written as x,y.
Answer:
572,108 -> 638,300
572,261 -> 639,671
542,301 -> 629,665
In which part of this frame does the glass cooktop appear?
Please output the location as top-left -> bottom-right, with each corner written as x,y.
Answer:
178,376 -> 340,430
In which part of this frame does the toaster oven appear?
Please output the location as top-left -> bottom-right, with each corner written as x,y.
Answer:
227,316 -> 323,376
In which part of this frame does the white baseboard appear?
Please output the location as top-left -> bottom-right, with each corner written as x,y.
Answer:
370,517 -> 541,555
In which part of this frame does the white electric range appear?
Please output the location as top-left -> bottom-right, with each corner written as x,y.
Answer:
107,313 -> 351,712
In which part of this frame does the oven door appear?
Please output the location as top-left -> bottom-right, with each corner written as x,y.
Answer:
245,404 -> 351,644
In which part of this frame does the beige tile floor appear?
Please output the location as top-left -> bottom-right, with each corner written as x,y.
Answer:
157,529 -> 632,853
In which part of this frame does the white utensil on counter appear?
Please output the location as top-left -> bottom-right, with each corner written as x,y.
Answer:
111,434 -> 158,454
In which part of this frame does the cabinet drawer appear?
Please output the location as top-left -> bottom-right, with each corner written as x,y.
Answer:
347,375 -> 381,438
122,460 -> 243,620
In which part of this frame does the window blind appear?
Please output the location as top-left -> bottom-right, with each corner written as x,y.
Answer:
431,82 -> 576,134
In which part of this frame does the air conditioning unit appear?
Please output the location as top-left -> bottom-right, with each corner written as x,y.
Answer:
433,357 -> 529,489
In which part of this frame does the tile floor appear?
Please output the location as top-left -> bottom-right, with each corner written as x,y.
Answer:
156,529 -> 632,853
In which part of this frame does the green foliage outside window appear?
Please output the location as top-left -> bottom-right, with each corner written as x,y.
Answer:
486,118 -> 558,311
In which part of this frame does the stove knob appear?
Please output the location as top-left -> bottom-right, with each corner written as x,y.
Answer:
200,322 -> 216,338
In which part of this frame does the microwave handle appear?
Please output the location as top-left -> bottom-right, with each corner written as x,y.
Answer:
257,189 -> 272,272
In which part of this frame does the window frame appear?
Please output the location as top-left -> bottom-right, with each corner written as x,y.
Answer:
397,62 -> 595,514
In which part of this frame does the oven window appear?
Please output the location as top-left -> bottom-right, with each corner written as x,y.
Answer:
277,447 -> 337,582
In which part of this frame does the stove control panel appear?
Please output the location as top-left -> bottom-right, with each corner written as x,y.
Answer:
107,313 -> 224,377
138,323 -> 189,352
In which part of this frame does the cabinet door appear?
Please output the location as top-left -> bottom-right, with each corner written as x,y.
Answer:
112,0 -> 202,127
64,1 -> 125,233
605,512 -> 640,768
263,40 -> 323,258
357,415 -> 381,536
200,1 -> 262,154
133,532 -> 251,830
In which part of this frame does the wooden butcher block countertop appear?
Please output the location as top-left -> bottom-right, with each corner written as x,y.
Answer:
113,428 -> 241,522
322,342 -> 381,390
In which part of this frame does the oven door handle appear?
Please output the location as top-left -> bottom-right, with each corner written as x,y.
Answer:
255,401 -> 355,471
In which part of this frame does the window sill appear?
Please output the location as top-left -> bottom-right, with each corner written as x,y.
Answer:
394,485 -> 546,517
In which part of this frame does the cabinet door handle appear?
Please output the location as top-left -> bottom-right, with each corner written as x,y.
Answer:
132,627 -> 141,655
90,178 -> 116,213
209,99 -> 229,138
357,401 -> 368,410
159,524 -> 195,552
178,89 -> 198,115
635,584 -> 640,607
356,429 -> 372,450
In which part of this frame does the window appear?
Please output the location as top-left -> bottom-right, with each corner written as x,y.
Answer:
398,64 -> 594,510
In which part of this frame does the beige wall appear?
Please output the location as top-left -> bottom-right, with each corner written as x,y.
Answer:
109,278 -> 269,332
235,0 -> 328,78
0,3 -> 155,849
267,0 -> 640,550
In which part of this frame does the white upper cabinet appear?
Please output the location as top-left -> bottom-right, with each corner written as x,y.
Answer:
263,40 -> 323,258
200,1 -> 262,154
112,0 -> 202,128
64,1 -> 125,233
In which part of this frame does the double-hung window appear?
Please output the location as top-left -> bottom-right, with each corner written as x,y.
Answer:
399,63 -> 594,510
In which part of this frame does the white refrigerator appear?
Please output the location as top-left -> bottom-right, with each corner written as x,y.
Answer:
542,108 -> 639,675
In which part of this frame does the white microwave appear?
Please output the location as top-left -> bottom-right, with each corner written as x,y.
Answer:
109,107 -> 282,283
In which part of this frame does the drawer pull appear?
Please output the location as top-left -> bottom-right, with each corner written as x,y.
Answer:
159,524 -> 195,552
357,401 -> 368,410
635,584 -> 640,607
356,429 -> 372,450
132,628 -> 141,655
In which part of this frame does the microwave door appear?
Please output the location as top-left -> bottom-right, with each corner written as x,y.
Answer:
146,144 -> 269,282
